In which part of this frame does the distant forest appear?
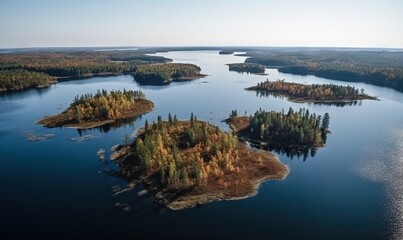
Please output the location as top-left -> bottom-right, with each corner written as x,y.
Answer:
0,69 -> 54,91
0,50 -> 171,78
0,50 -> 206,91
244,51 -> 403,92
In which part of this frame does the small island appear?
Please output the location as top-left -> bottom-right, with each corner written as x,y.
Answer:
246,80 -> 377,103
219,50 -> 234,55
38,89 -> 153,129
228,63 -> 266,74
226,108 -> 330,154
0,69 -> 56,92
114,114 -> 288,210
132,63 -> 206,85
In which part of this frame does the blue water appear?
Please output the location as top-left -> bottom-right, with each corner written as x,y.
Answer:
1,51 -> 402,239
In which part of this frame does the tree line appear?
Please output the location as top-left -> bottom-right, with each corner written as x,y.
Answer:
0,69 -> 54,91
248,79 -> 374,100
0,51 -> 171,78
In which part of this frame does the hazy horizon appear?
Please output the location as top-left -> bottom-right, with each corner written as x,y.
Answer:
1,0 -> 402,48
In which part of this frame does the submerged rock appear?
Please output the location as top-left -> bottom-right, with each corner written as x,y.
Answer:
137,189 -> 148,197
70,135 -> 98,142
26,133 -> 55,142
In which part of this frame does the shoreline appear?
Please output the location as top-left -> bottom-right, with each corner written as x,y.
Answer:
0,79 -> 57,94
166,161 -> 288,210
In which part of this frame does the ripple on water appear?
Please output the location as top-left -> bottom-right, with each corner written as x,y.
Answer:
354,128 -> 403,240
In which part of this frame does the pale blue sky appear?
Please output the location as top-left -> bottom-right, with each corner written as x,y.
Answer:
0,0 -> 402,48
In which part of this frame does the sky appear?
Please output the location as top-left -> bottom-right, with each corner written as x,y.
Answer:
0,0 -> 402,48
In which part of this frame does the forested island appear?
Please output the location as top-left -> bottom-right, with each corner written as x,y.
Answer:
0,69 -> 55,92
226,108 -> 330,157
246,80 -> 377,103
219,50 -> 234,55
244,51 -> 403,92
132,63 -> 206,85
113,114 -> 288,210
38,89 -> 153,129
227,63 -> 266,74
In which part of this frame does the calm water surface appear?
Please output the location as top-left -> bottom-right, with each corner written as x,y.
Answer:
1,51 -> 402,239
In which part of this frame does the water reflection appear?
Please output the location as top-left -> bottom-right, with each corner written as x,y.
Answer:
247,141 -> 318,161
254,90 -> 363,107
77,115 -> 142,135
0,86 -> 54,101
354,127 -> 403,240
131,74 -> 202,87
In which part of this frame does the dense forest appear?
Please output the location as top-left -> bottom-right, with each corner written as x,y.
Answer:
228,63 -> 266,74
228,107 -> 329,150
0,69 -> 55,92
132,63 -> 204,84
38,89 -> 153,128
247,79 -> 377,102
245,51 -> 403,92
134,114 -> 239,188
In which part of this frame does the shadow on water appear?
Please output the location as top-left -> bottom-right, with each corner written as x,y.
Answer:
132,75 -> 202,88
0,86 -> 54,101
76,115 -> 142,135
249,141 -> 319,161
254,90 -> 363,107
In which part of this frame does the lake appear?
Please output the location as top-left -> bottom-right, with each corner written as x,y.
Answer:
1,50 -> 402,239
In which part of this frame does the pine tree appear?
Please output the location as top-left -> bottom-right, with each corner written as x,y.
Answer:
145,119 -> 149,131
168,113 -> 173,125
322,113 -> 330,130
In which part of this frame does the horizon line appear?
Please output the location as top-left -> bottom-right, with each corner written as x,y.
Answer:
1,45 -> 403,51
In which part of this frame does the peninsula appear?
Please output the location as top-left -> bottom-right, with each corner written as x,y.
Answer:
246,80 -> 377,103
38,89 -> 153,129
114,114 -> 288,210
0,69 -> 56,92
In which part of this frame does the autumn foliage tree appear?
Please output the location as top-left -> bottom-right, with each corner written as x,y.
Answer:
69,89 -> 148,122
134,114 -> 240,189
